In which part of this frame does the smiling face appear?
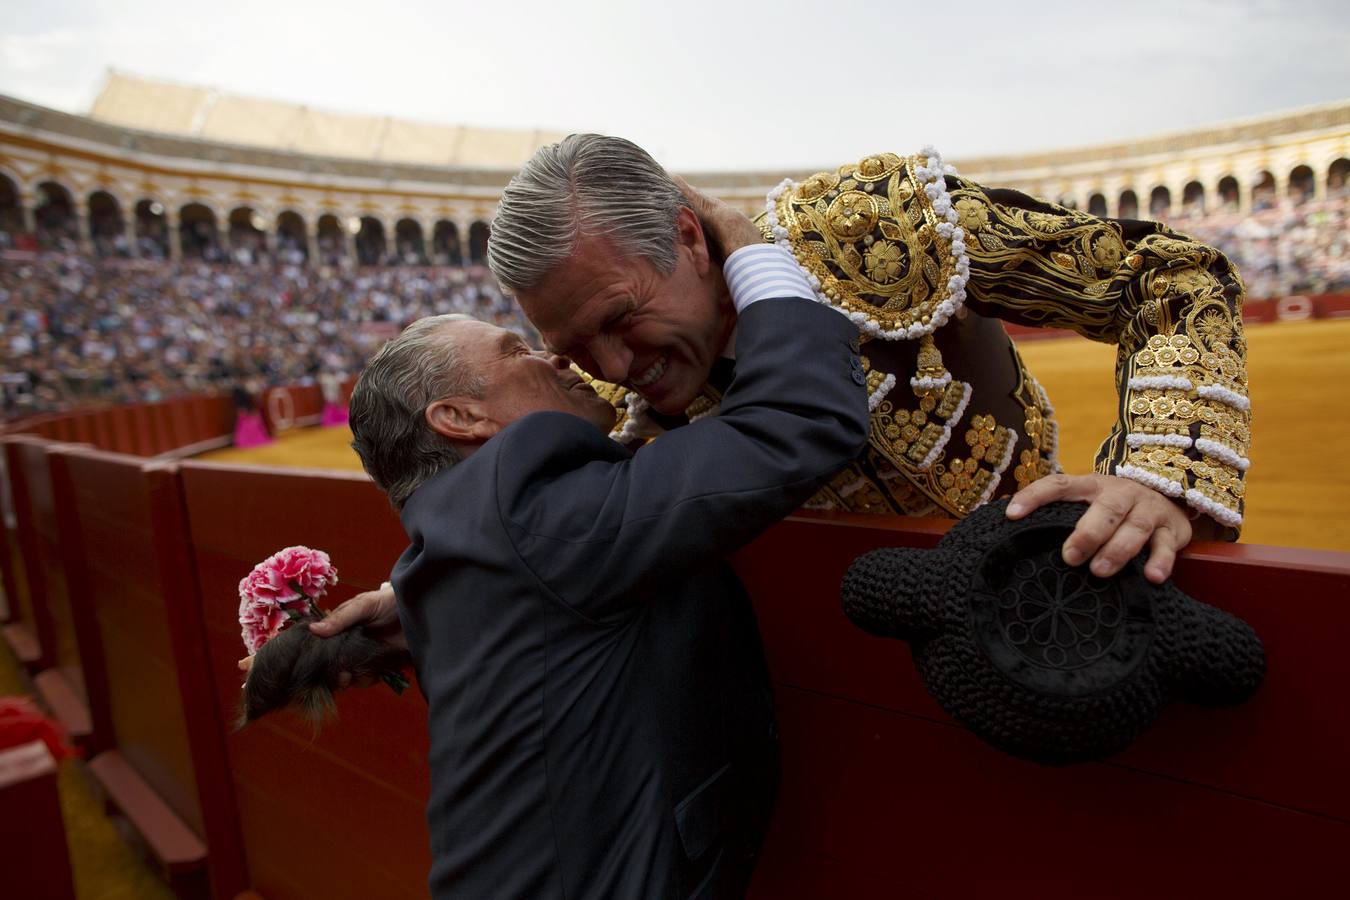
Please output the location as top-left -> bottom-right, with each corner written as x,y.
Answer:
442,318 -> 617,434
515,208 -> 736,416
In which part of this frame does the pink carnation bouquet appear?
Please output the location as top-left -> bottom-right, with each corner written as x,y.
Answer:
238,546 -> 407,693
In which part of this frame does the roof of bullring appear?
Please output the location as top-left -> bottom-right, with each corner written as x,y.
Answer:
3,73 -> 1347,191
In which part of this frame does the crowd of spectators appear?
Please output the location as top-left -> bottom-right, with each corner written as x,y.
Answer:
2,177 -> 1347,423
1170,177 -> 1349,300
0,255 -> 531,422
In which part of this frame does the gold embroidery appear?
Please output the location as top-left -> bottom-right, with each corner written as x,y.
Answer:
774,152 -> 956,334
921,414 -> 1014,515
576,365 -> 633,434
863,240 -> 907,284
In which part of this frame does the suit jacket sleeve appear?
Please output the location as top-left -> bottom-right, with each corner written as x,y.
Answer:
495,297 -> 869,622
948,176 -> 1250,533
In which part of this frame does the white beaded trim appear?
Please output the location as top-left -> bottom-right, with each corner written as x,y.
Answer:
1184,489 -> 1243,528
1037,382 -> 1062,473
838,476 -> 869,498
1115,463 -> 1185,498
1195,437 -> 1251,471
1128,375 -> 1194,391
910,373 -> 952,391
915,381 -> 972,471
1196,383 -> 1251,412
612,394 -> 651,444
868,373 -> 897,412
975,426 -> 1020,508
1126,432 -> 1194,449
763,146 -> 970,342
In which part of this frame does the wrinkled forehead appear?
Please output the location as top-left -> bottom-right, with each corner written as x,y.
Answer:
515,236 -> 640,336
438,317 -> 514,355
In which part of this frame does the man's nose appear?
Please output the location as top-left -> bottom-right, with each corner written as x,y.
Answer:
586,335 -> 633,384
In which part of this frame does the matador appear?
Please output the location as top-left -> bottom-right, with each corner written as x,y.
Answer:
572,147 -> 1249,545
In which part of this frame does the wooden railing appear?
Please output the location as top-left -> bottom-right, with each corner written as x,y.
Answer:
3,438 -> 1348,898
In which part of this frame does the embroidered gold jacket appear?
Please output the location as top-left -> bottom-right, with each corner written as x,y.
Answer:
591,150 -> 1250,534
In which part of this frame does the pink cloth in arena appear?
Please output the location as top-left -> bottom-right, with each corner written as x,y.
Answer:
320,402 -> 349,427
234,411 -> 274,448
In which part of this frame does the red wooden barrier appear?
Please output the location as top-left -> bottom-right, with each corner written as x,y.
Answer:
0,517 -> 39,665
54,447 -> 248,898
2,436 -> 100,748
128,405 -> 155,456
178,461 -> 430,900
109,406 -> 138,455
90,408 -> 116,451
731,510 -> 1350,898
147,402 -> 175,455
0,741 -> 77,900
69,412 -> 96,446
2,436 -> 57,671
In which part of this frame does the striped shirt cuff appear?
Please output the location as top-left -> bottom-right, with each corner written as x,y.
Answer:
723,244 -> 814,313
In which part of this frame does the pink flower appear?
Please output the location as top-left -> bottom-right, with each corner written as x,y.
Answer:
237,545 -> 339,654
238,567 -> 301,608
268,546 -> 338,599
238,597 -> 289,654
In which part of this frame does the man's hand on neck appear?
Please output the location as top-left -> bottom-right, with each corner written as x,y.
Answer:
671,175 -> 764,362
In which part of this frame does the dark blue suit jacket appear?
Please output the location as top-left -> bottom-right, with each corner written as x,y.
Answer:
393,298 -> 868,899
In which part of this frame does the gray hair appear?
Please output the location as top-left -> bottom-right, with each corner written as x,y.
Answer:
349,314 -> 485,510
486,134 -> 688,293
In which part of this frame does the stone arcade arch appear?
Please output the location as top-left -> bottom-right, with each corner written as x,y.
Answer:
35,181 -> 76,250
88,190 -> 127,257
356,216 -> 386,266
1288,164 -> 1315,205
1148,185 -> 1171,219
228,207 -> 268,264
1087,193 -> 1107,217
1217,175 -> 1240,212
276,210 -> 308,263
315,214 -> 346,265
394,218 -> 427,265
1330,158 -> 1350,197
1252,171 -> 1276,211
432,220 -> 462,265
179,203 -> 220,260
134,200 -> 169,259
1181,181 -> 1206,218
1118,189 -> 1139,219
0,174 -> 23,245
468,221 -> 490,265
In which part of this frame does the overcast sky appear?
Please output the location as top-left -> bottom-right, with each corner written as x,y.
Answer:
2,0 -> 1347,171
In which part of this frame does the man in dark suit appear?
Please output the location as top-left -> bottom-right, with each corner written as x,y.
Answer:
336,189 -> 868,898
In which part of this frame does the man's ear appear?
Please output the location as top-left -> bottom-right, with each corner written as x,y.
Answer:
426,397 -> 500,444
675,206 -> 712,278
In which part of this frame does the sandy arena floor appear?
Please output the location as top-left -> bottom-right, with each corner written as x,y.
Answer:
199,318 -> 1350,553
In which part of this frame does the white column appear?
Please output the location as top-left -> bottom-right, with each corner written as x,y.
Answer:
456,219 -> 472,264
20,195 -> 36,237
165,208 -> 181,260
73,208 -> 92,253
422,219 -> 437,263
346,221 -> 360,265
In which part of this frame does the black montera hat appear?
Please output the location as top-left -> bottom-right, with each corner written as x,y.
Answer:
841,499 -> 1265,764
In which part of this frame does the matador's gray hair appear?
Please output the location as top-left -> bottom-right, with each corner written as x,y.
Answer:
486,134 -> 689,293
349,314 -> 484,509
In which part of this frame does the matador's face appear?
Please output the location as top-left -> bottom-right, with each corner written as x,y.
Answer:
517,210 -> 736,416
